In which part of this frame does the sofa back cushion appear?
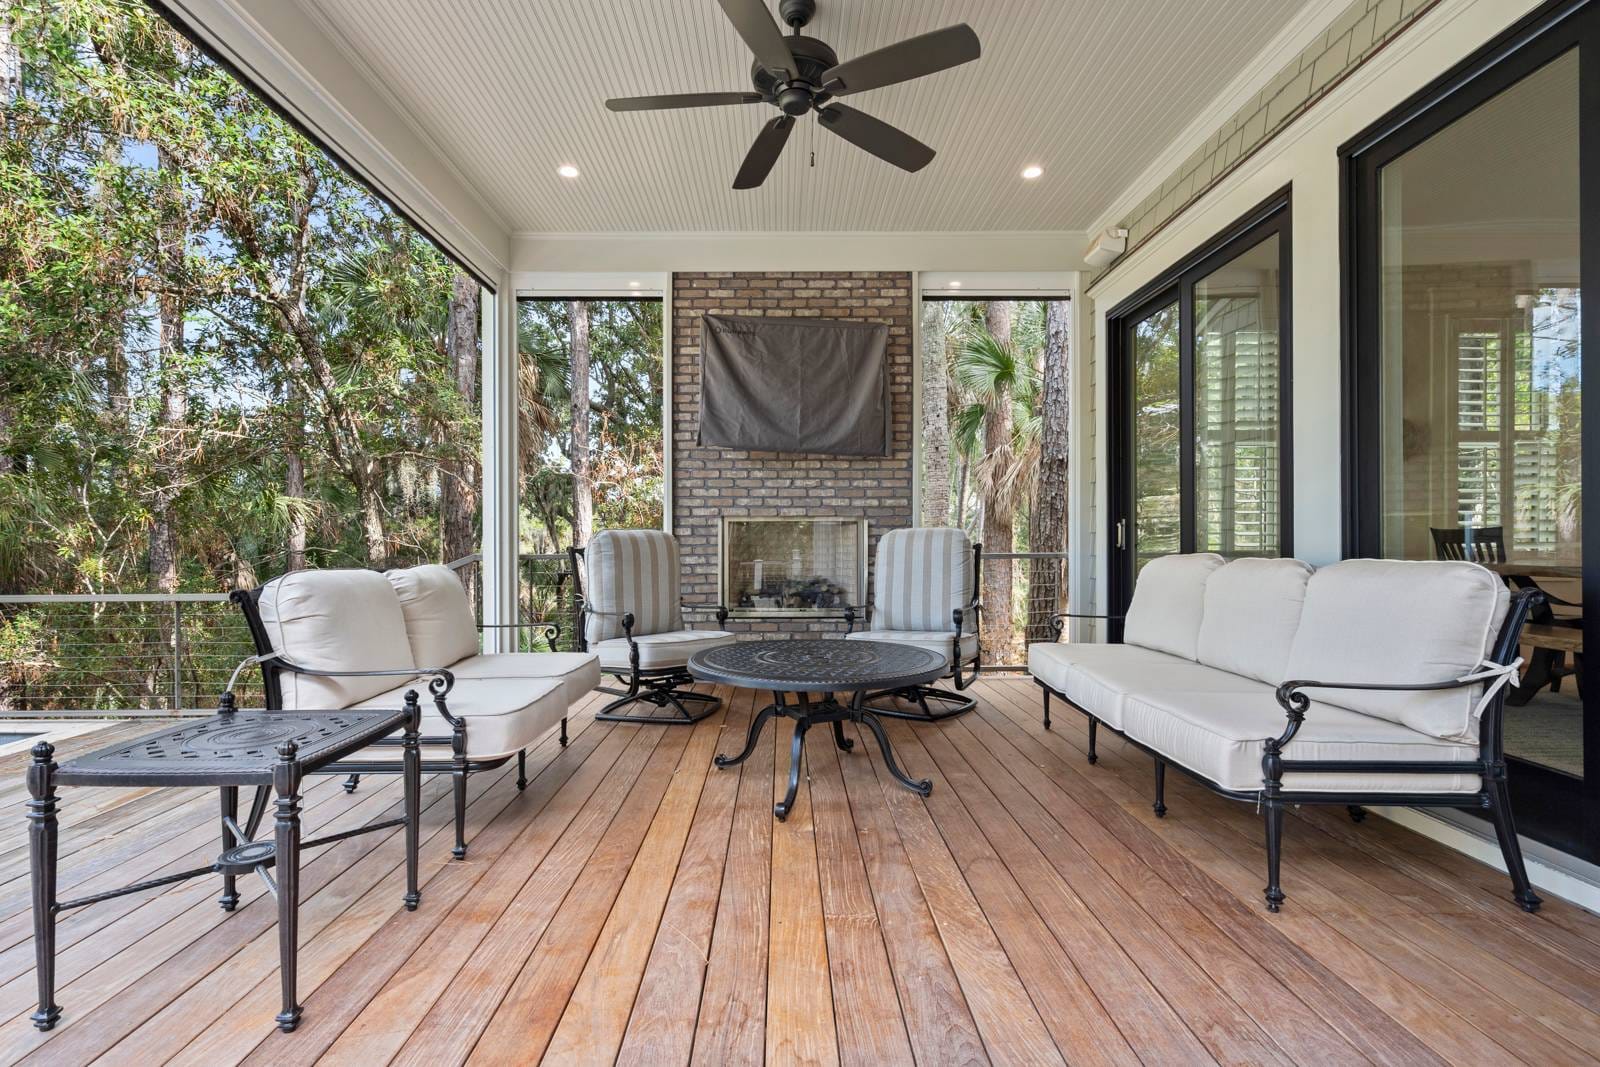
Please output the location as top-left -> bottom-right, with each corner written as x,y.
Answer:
1283,559 -> 1509,741
1123,553 -> 1225,660
1195,557 -> 1313,684
386,564 -> 479,668
257,569 -> 414,710
872,527 -> 973,632
584,529 -> 683,645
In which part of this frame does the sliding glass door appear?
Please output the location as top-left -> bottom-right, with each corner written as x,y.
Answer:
1344,1 -> 1597,860
1109,193 -> 1292,608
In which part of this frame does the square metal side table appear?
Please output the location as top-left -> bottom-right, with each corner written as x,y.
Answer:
27,690 -> 423,1034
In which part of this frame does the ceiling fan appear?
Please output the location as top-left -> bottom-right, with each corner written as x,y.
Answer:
605,0 -> 980,189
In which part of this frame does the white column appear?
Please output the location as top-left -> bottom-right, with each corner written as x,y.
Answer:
480,281 -> 520,652
1065,272 -> 1098,642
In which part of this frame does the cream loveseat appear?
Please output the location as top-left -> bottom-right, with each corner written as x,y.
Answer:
1028,554 -> 1542,913
233,564 -> 600,858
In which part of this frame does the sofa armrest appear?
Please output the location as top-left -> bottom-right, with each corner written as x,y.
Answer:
1048,611 -> 1124,638
262,654 -> 461,726
1271,662 -> 1522,747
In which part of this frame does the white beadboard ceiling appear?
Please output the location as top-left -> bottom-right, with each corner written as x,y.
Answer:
298,0 -> 1308,234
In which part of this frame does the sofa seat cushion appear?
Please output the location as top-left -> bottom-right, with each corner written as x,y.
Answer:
1283,559 -> 1510,742
1123,553 -> 1225,660
845,629 -> 977,669
1120,688 -> 1481,794
258,569 -> 414,711
1028,642 -> 1263,730
385,564 -> 480,669
353,676 -> 567,761
1195,557 -> 1313,684
447,652 -> 601,705
593,630 -> 737,671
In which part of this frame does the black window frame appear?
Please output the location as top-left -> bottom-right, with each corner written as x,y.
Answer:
1105,187 -> 1295,615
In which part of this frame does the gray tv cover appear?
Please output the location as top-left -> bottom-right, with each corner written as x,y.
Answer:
698,314 -> 889,456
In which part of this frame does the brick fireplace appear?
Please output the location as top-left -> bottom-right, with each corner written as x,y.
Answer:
670,270 -> 914,636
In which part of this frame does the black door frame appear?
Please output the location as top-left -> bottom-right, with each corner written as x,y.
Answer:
1106,188 -> 1294,618
1339,0 -> 1599,861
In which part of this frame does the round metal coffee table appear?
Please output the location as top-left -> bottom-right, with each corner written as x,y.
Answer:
688,639 -> 946,820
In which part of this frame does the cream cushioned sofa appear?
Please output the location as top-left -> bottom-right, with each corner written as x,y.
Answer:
233,563 -> 599,858
1028,553 -> 1542,913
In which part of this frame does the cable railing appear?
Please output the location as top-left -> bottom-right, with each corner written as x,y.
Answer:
0,549 -> 1066,714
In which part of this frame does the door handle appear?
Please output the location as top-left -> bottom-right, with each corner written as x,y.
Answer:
1115,519 -> 1126,551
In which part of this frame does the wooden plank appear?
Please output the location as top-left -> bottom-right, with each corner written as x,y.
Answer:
806,724 -> 915,1067
764,718 -> 841,1067
173,710 -> 605,1066
852,720 -> 1067,1066
689,689 -> 776,1066
340,723 -> 664,1065
472,701 -> 723,1063
928,714 -> 1370,1065
832,717 -> 989,1067
614,687 -> 753,1066
965,689 -> 1446,1067
972,684 -> 1548,1067
881,719 -> 1184,1067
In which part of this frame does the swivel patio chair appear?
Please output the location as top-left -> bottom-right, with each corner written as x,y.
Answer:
844,527 -> 981,721
570,529 -> 737,724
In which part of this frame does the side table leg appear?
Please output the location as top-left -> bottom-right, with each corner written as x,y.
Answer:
218,785 -> 240,911
28,742 -> 61,1032
273,740 -> 303,1033
714,704 -> 777,768
831,719 -> 855,752
403,694 -> 422,911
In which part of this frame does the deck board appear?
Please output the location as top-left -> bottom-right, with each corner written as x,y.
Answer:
2,679 -> 1598,1065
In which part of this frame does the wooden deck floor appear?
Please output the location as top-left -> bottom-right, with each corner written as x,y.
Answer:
3,678 -> 1600,1065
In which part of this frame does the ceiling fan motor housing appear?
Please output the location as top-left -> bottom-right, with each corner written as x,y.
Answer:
752,34 -> 839,113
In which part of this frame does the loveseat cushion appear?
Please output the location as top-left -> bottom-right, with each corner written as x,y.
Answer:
386,564 -> 480,669
1120,687 -> 1481,793
845,628 -> 977,669
257,569 -> 414,710
593,630 -> 736,671
353,676 -> 567,761
1123,553 -> 1225,660
871,527 -> 974,632
583,530 -> 683,645
1282,559 -> 1509,742
1195,557 -> 1313,684
448,652 -> 601,704
1028,641 -> 1263,730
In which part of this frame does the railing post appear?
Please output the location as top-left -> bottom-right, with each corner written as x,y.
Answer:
171,600 -> 183,713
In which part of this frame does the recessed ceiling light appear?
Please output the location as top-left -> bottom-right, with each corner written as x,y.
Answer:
627,280 -> 641,288
557,164 -> 580,178
948,280 -> 962,288
1021,164 -> 1043,180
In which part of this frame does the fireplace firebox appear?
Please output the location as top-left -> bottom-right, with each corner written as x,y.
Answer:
720,517 -> 867,616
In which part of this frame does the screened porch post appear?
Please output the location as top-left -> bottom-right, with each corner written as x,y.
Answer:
480,282 -> 520,653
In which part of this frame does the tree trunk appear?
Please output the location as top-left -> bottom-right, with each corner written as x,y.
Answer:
921,307 -> 950,526
1028,299 -> 1071,643
284,379 -> 307,573
148,146 -> 186,707
569,299 -> 593,549
980,301 -> 1015,664
0,20 -> 19,475
442,273 -> 480,603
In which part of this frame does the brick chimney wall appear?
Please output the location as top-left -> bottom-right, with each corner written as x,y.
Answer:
670,270 -> 914,636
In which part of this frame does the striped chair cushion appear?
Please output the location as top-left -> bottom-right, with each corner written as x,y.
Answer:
871,527 -> 974,634
583,530 -> 684,645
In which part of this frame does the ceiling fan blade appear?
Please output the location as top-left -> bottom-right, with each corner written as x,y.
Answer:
816,104 -> 935,172
733,115 -> 794,189
821,24 -> 981,95
606,92 -> 766,112
717,0 -> 795,79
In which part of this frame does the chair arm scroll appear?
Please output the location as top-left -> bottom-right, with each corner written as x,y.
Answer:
1271,662 -> 1522,748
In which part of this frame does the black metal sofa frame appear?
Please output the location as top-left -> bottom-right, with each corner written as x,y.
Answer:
232,586 -> 568,860
842,541 -> 984,722
1038,589 -> 1544,913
